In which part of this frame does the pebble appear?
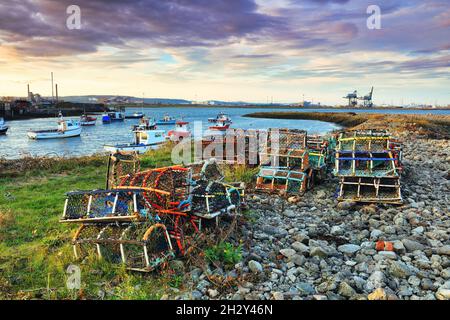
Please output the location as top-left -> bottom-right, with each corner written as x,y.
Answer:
248,260 -> 263,274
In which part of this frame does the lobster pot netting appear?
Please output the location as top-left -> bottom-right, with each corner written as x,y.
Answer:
256,167 -> 307,194
338,176 -> 402,204
334,151 -> 398,177
121,222 -> 173,271
191,181 -> 233,217
63,190 -> 149,221
107,152 -> 140,189
268,128 -> 307,150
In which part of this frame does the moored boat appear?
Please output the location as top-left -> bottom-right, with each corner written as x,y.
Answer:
0,118 -> 8,135
156,114 -> 176,125
208,112 -> 232,124
27,118 -> 82,140
168,121 -> 191,142
104,126 -> 166,154
125,111 -> 144,119
208,119 -> 231,131
80,114 -> 97,126
102,111 -> 125,123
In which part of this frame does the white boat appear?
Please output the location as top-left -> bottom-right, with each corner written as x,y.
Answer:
104,126 -> 166,154
27,118 -> 82,139
208,112 -> 232,124
125,111 -> 144,119
0,118 -> 8,135
80,114 -> 97,126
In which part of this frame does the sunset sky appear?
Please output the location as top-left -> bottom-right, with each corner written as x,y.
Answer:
0,0 -> 449,105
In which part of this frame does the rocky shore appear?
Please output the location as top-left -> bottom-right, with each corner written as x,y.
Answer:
174,137 -> 450,300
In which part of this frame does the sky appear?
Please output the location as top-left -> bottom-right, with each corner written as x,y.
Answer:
0,0 -> 449,105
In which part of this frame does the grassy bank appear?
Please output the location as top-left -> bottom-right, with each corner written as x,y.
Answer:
244,111 -> 450,138
0,145 -> 180,299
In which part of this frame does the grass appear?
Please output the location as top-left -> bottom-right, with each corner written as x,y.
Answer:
204,242 -> 243,269
0,143 -> 257,299
0,146 -> 180,299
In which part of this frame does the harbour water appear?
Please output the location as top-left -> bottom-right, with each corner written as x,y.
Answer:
0,107 -> 448,159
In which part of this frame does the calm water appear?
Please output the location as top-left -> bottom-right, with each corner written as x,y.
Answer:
0,107 -> 448,159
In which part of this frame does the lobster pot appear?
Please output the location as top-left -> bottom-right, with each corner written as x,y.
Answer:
190,181 -> 235,218
120,222 -> 174,272
334,151 -> 398,177
107,152 -> 140,189
62,189 -> 148,222
307,135 -> 329,151
337,130 -> 394,153
71,222 -> 174,271
199,129 -> 264,166
267,128 -> 307,150
259,149 -> 309,171
337,176 -> 402,204
255,167 -> 307,194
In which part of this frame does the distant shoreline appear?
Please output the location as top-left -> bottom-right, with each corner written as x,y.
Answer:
244,111 -> 450,138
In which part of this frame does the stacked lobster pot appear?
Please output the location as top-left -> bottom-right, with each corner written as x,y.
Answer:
60,154 -> 244,272
256,128 -> 314,194
334,130 -> 403,204
306,135 -> 330,183
198,129 -> 265,166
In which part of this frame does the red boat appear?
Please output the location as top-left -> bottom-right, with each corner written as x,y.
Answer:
208,119 -> 230,131
168,121 -> 191,142
80,114 -> 97,126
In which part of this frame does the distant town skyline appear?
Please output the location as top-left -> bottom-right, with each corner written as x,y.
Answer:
0,0 -> 449,105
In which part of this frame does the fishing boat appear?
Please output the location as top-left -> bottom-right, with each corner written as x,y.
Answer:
80,114 -> 97,126
132,117 -> 157,131
125,111 -> 144,119
102,111 -> 125,123
156,114 -> 176,125
208,119 -> 231,131
168,121 -> 191,142
27,117 -> 82,140
104,125 -> 166,154
0,118 -> 8,135
208,112 -> 232,124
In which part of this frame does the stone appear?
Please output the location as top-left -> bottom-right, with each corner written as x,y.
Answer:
316,190 -> 327,199
374,251 -> 397,260
292,254 -> 306,266
412,226 -> 424,234
310,246 -> 329,258
272,292 -> 284,300
261,225 -> 288,237
392,240 -> 406,254
191,290 -> 203,300
368,288 -> 388,300
207,289 -> 219,298
330,225 -> 344,236
436,245 -> 450,256
280,248 -> 296,258
389,261 -> 412,278
282,209 -> 296,218
366,271 -> 386,290
435,288 -> 450,300
297,282 -> 316,296
402,239 -> 425,252
337,201 -> 356,210
408,275 -> 421,287
370,229 -> 383,239
338,282 -> 356,298
338,244 -> 361,255
441,268 -> 450,279
248,260 -> 263,274
292,241 -> 309,253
